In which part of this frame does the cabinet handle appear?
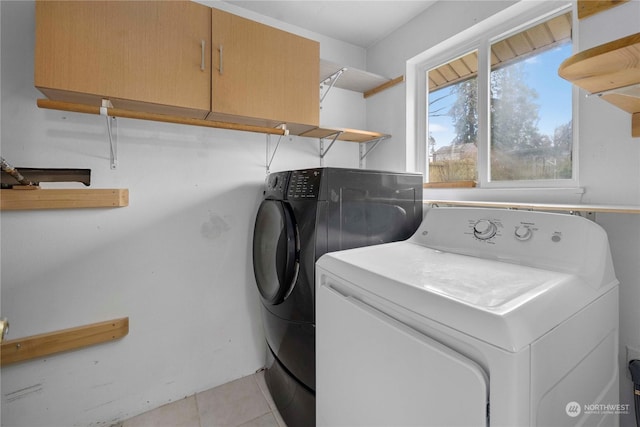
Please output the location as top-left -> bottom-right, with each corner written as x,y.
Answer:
200,40 -> 205,71
218,45 -> 223,75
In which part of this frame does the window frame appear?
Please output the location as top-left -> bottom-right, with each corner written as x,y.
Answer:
413,2 -> 578,190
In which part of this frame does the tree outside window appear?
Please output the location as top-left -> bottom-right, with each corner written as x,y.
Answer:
427,12 -> 573,185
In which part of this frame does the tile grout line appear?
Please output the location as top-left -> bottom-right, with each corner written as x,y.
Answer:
252,370 -> 274,418
252,371 -> 287,427
253,369 -> 270,409
193,391 -> 203,427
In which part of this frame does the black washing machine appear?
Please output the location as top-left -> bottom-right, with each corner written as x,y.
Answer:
252,167 -> 423,426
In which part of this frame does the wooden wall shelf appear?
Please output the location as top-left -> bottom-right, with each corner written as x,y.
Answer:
300,127 -> 389,143
0,188 -> 129,210
558,32 -> 640,137
1,317 -> 129,366
37,99 -> 289,136
577,0 -> 630,19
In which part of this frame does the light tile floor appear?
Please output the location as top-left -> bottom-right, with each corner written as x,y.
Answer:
116,370 -> 287,427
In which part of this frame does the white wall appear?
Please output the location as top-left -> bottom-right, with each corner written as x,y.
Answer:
366,1 -> 640,425
577,5 -> 640,426
0,2 -> 364,426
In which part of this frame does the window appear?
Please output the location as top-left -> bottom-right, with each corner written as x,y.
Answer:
428,50 -> 479,183
425,9 -> 574,187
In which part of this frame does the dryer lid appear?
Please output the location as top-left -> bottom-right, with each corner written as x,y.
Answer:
317,241 -> 616,352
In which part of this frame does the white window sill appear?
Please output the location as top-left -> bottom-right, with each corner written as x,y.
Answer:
423,186 -> 586,205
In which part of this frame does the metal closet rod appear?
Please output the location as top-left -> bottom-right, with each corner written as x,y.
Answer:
36,99 -> 288,136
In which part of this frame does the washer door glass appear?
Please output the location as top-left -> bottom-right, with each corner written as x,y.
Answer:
253,200 -> 298,304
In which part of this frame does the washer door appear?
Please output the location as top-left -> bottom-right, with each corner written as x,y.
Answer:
253,200 -> 299,305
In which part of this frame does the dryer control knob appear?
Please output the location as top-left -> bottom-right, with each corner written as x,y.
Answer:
473,219 -> 497,240
514,225 -> 533,241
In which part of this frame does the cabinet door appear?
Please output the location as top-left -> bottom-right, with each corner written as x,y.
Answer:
210,9 -> 319,131
35,1 -> 211,119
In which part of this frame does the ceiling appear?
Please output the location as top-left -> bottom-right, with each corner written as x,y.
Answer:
220,1 -> 437,48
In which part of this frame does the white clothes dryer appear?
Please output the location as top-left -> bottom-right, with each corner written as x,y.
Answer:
316,207 -> 619,426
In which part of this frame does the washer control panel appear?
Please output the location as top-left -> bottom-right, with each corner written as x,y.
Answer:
410,207 -> 613,278
468,218 -> 537,242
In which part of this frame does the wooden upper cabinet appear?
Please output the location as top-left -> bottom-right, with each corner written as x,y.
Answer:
34,2 -> 320,133
209,8 -> 320,134
35,0 -> 212,119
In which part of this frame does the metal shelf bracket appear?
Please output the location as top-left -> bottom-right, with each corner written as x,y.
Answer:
587,81 -> 640,99
100,99 -> 118,169
319,131 -> 343,166
570,210 -> 597,222
266,124 -> 289,174
320,68 -> 347,108
359,136 -> 389,168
